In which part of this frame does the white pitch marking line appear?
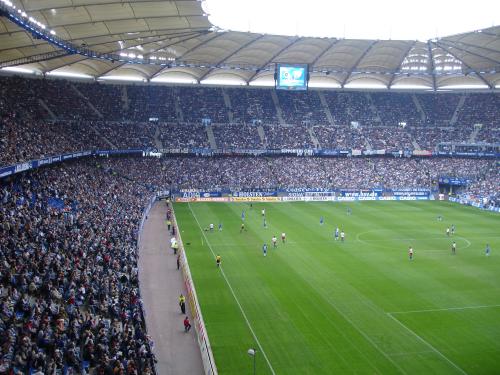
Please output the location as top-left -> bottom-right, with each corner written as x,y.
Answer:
386,313 -> 468,375
298,277 -> 408,375
388,304 -> 500,315
188,203 -> 276,375
455,236 -> 471,250
388,350 -> 434,357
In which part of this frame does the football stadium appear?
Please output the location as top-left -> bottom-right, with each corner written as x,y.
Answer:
0,0 -> 499,374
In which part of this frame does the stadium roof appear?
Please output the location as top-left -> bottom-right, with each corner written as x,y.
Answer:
0,0 -> 499,90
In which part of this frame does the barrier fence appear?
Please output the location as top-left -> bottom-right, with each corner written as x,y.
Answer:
137,195 -> 159,375
170,203 -> 219,375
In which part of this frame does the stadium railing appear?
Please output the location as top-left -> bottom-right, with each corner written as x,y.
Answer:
170,204 -> 219,375
138,194 -> 159,375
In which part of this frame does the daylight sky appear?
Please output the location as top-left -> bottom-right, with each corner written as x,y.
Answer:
202,0 -> 499,41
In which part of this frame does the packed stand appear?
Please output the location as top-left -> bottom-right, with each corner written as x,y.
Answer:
407,123 -> 475,150
227,88 -> 278,124
457,162 -> 500,208
407,127 -> 453,150
125,86 -> 178,123
1,75 -> 499,166
0,160 -> 156,375
475,126 -> 500,144
312,125 -> 366,150
178,87 -> 228,124
29,79 -> 99,121
101,156 -> 496,192
0,118 -> 154,167
92,122 -> 156,149
457,94 -> 500,129
363,126 -> 414,151
276,91 -> 328,125
323,92 -> 378,126
416,93 -> 460,127
457,94 -> 500,145
0,76 -> 49,120
212,124 -> 263,149
263,124 -> 314,149
370,93 -> 422,127
74,82 -> 126,122
158,123 -> 209,149
0,118 -> 110,167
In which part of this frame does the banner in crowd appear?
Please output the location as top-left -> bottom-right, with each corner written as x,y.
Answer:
0,149 -> 144,178
0,151 -> 93,178
448,197 -> 500,213
390,188 -> 431,196
438,176 -> 472,186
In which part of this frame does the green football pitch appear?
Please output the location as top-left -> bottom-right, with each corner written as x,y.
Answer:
174,201 -> 500,375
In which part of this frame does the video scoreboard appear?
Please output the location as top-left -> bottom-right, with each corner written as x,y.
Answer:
275,63 -> 308,91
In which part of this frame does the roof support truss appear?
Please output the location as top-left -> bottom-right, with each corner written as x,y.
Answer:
177,32 -> 225,59
246,37 -> 302,83
427,41 -> 436,91
388,41 -> 417,87
433,41 -> 493,89
197,34 -> 265,82
0,50 -> 68,68
21,0 -> 201,13
310,38 -> 340,67
34,14 -> 205,30
438,39 -> 500,65
341,40 -> 377,87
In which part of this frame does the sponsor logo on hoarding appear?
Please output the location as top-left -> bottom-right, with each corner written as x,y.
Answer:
14,162 -> 31,173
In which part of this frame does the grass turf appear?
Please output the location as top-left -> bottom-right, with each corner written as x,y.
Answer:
174,201 -> 500,374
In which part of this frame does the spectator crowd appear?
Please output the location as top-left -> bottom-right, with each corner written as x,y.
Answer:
0,161 -> 156,374
98,156 -> 499,202
0,73 -> 498,375
1,75 -> 499,163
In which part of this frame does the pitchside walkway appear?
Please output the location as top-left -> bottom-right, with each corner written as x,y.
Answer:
138,200 -> 204,375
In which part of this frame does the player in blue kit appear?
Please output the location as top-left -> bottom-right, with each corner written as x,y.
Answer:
485,244 -> 490,256
334,227 -> 339,241
262,243 -> 268,257
320,216 -> 324,225
241,210 -> 245,221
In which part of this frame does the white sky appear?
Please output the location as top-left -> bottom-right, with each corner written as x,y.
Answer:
202,0 -> 499,41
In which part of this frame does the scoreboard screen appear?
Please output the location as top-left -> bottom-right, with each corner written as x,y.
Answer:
275,63 -> 308,91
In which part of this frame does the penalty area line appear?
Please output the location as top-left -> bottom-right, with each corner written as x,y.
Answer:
187,203 -> 276,375
388,304 -> 500,315
386,313 -> 468,375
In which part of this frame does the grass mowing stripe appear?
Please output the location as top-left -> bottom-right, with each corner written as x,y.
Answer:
187,203 -> 277,375
386,313 -> 469,375
251,206 -> 389,374
297,273 -> 408,375
265,202 -> 479,373
389,304 -> 500,314
177,201 -> 500,373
